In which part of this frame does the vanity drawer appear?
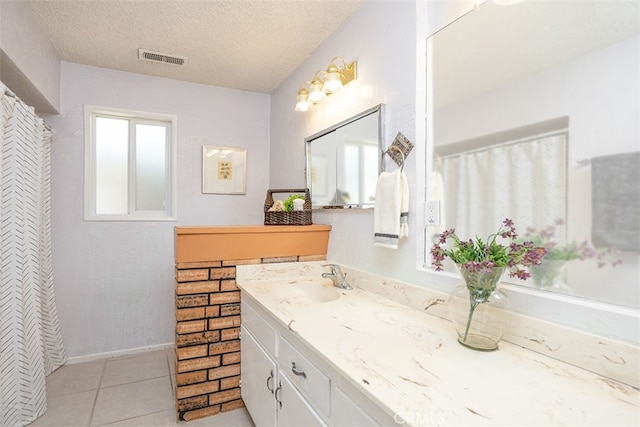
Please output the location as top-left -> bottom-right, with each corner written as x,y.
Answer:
278,336 -> 331,417
241,300 -> 276,358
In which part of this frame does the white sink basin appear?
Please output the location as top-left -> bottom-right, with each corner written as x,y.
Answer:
271,279 -> 341,304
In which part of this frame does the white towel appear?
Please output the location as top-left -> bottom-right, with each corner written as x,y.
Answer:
374,169 -> 409,249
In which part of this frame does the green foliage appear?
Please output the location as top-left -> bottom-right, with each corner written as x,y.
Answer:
431,219 -> 548,280
283,194 -> 305,212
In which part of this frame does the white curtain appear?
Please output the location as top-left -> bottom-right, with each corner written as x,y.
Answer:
439,133 -> 567,243
0,83 -> 66,426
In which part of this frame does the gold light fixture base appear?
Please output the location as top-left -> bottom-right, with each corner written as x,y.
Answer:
294,57 -> 358,112
339,60 -> 357,86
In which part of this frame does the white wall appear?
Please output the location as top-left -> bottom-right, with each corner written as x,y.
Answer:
270,0 -> 423,276
45,62 -> 270,358
270,0 -> 478,287
270,0 -> 638,344
0,0 -> 60,112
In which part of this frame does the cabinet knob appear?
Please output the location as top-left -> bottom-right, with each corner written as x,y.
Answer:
291,362 -> 307,379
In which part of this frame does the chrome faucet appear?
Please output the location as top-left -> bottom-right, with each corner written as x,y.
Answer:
322,264 -> 352,290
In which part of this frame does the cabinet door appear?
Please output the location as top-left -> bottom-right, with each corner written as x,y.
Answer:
241,326 -> 277,427
333,387 -> 381,427
277,373 -> 327,427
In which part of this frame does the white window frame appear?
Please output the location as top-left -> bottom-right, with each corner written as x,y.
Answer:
84,105 -> 177,221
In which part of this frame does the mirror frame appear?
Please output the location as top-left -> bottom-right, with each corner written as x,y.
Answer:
417,0 -> 639,345
305,104 -> 385,209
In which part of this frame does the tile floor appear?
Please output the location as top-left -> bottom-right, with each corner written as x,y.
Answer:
30,348 -> 255,427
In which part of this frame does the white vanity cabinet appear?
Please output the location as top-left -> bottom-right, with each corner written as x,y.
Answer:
240,326 -> 277,427
241,299 -> 327,427
241,297 -> 390,427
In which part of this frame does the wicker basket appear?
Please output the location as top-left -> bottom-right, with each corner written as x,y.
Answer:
264,188 -> 312,225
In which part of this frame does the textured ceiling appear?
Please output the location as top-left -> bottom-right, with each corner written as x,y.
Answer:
433,0 -> 640,108
26,0 -> 365,94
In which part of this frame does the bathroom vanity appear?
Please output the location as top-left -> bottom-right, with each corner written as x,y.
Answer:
237,262 -> 639,427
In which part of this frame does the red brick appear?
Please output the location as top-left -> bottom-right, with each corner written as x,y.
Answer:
181,405 -> 222,421
220,279 -> 239,291
209,388 -> 241,405
208,315 -> 241,331
208,364 -> 240,380
177,294 -> 208,308
220,303 -> 240,316
177,345 -> 208,360
299,254 -> 327,262
176,269 -> 209,282
209,267 -> 235,280
176,381 -> 220,399
176,395 -> 208,412
176,370 -> 207,386
177,261 -> 221,269
221,399 -> 245,412
176,307 -> 205,321
176,331 -> 220,346
176,320 -> 205,334
222,258 -> 261,266
262,256 -> 297,264
222,351 -> 240,365
221,328 -> 240,341
209,340 -> 240,355
210,292 -> 240,305
220,375 -> 240,390
177,356 -> 221,373
177,281 -> 220,295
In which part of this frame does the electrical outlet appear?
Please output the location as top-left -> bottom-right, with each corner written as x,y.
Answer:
425,201 -> 440,226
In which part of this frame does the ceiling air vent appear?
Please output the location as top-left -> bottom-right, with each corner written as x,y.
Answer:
138,49 -> 188,66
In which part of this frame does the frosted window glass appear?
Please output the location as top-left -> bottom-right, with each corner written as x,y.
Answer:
135,124 -> 167,211
363,145 -> 378,204
95,117 -> 128,214
342,144 -> 360,204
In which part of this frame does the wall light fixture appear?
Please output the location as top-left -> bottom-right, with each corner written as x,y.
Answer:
295,57 -> 357,112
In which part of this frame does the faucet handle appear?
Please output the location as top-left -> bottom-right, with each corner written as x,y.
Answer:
322,263 -> 339,274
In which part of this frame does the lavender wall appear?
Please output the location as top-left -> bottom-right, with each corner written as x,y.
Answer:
46,62 -> 270,358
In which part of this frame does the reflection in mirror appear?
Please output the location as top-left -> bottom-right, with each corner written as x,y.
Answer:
306,104 -> 384,209
426,0 -> 639,308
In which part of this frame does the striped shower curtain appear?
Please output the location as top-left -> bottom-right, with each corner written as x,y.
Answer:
439,133 -> 567,243
0,83 -> 66,426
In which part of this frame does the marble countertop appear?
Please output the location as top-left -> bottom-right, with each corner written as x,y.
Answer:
236,262 -> 640,426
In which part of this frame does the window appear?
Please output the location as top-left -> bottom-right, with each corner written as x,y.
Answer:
84,106 -> 177,220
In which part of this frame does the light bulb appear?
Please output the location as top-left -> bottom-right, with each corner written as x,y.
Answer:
323,63 -> 343,93
295,88 -> 312,112
308,78 -> 326,103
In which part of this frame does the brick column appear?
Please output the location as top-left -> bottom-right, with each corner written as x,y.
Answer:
174,225 -> 330,422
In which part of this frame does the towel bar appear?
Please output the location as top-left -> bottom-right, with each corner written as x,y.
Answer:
383,145 -> 405,171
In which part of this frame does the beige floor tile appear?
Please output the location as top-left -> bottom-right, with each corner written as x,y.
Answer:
91,376 -> 173,426
186,408 -> 255,427
30,390 -> 97,427
33,349 -> 251,427
165,347 -> 175,374
102,409 -> 178,426
46,360 -> 105,398
101,350 -> 169,388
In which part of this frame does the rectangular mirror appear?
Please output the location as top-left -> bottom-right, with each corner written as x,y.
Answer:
426,0 -> 639,308
306,104 -> 384,209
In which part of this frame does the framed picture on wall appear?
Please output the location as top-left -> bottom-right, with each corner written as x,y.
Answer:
202,146 -> 247,194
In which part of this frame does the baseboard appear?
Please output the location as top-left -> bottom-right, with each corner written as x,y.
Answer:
65,342 -> 174,365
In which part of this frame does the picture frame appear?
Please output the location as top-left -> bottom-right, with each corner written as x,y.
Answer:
202,146 -> 247,194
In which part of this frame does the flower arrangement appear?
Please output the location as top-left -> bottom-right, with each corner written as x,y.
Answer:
431,218 -> 547,281
432,219 -> 548,350
523,219 -> 622,268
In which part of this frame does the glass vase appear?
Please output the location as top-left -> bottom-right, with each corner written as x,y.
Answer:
448,266 -> 508,351
530,260 -> 573,295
